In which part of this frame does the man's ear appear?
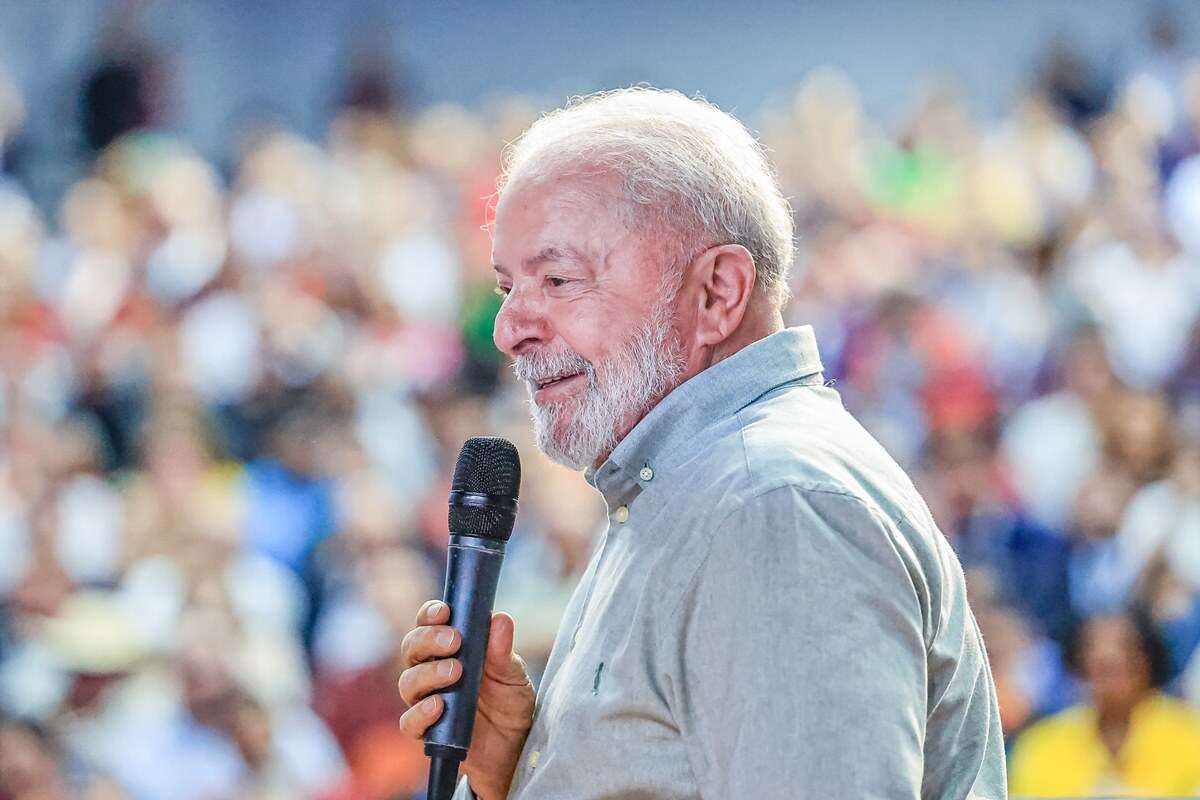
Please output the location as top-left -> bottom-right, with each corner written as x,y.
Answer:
688,244 -> 757,347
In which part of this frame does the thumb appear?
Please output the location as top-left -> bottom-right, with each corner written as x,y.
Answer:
485,611 -> 526,683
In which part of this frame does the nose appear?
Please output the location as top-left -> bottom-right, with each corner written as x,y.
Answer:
493,286 -> 552,357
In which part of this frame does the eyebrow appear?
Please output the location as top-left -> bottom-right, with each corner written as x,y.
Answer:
493,244 -> 589,275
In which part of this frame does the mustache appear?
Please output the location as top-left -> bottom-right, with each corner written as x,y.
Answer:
512,348 -> 594,385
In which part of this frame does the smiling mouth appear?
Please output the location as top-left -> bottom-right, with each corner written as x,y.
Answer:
534,372 -> 584,390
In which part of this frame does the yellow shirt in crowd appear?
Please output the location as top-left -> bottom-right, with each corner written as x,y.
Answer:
1008,692 -> 1200,797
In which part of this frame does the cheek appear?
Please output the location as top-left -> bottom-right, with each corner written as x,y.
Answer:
547,301 -> 620,362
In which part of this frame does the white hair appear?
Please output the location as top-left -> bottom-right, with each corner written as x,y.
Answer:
500,87 -> 795,306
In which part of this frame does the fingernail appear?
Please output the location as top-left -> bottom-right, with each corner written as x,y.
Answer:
423,696 -> 438,712
437,629 -> 455,648
440,660 -> 454,678
430,601 -> 447,617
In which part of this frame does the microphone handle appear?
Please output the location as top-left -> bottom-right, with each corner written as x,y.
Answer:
425,533 -> 507,757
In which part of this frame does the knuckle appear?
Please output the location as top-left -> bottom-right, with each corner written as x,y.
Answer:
401,662 -> 439,703
398,623 -> 417,652
398,669 -> 417,703
402,626 -> 438,663
400,627 -> 418,657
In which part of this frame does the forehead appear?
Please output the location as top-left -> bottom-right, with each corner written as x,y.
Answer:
492,171 -> 630,260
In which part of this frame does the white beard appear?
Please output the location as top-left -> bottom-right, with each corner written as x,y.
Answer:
513,290 -> 686,470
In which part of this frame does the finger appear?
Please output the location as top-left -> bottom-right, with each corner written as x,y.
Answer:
488,611 -> 515,660
416,599 -> 451,627
399,624 -> 461,669
484,612 -> 527,684
399,694 -> 444,738
398,658 -> 462,707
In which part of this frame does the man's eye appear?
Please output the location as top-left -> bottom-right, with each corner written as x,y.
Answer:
494,285 -> 510,297
547,277 -> 570,288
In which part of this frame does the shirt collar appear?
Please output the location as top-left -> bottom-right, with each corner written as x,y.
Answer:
584,325 -> 825,508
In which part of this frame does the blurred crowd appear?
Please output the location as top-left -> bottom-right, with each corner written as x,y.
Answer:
3,11 -> 1200,800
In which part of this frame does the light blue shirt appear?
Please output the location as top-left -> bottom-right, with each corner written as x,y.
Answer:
467,326 -> 1006,799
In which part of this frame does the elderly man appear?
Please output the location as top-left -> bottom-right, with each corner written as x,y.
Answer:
398,88 -> 1006,799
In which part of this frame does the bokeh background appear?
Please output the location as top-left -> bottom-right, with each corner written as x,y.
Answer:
2,1 -> 1200,798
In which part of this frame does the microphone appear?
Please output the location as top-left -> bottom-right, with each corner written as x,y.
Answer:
425,436 -> 521,800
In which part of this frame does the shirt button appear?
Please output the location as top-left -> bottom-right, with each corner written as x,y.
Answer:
528,749 -> 540,769
615,505 -> 629,523
639,466 -> 654,481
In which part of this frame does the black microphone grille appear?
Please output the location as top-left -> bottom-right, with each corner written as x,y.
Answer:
448,437 -> 521,540
451,437 -> 521,498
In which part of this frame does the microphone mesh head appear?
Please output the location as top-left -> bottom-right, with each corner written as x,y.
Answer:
448,437 -> 521,540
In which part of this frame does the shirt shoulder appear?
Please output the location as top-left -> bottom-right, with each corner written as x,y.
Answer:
678,383 -> 936,531
1008,706 -> 1099,796
1140,694 -> 1200,743
1014,704 -> 1095,748
662,382 -> 968,647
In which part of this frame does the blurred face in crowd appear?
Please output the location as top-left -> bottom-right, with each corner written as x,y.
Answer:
492,171 -> 687,469
1079,616 -> 1152,715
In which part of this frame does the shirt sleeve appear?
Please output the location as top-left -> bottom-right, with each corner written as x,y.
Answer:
668,485 -> 927,799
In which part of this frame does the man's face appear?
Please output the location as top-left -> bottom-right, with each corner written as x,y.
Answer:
492,173 -> 686,469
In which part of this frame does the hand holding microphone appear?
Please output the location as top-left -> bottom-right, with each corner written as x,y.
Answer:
397,437 -> 535,800
398,602 -> 533,799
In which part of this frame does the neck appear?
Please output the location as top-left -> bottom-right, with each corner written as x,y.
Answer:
1096,700 -> 1139,759
1097,691 -> 1147,728
1098,704 -> 1134,728
710,305 -> 784,367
